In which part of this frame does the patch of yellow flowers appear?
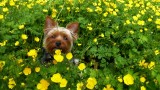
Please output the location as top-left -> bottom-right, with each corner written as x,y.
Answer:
51,73 -> 68,88
37,79 -> 50,90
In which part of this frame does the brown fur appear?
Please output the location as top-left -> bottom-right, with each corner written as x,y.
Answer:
43,16 -> 79,54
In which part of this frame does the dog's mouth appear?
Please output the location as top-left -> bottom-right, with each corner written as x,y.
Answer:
53,48 -> 62,51
52,47 -> 64,52
53,47 -> 68,53
47,45 -> 68,54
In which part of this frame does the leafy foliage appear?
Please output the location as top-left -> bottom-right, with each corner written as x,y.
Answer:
0,0 -> 160,90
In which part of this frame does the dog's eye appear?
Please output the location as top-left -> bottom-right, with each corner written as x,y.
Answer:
51,35 -> 56,38
63,36 -> 68,40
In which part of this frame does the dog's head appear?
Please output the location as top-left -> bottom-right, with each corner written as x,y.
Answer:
43,16 -> 79,54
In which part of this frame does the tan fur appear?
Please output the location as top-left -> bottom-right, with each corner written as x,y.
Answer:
43,16 -> 79,54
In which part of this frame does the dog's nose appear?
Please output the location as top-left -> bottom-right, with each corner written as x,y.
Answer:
55,42 -> 61,47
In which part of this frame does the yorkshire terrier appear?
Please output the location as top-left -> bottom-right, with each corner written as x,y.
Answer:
41,16 -> 79,64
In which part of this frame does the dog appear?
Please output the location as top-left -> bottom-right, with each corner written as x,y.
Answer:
41,16 -> 79,64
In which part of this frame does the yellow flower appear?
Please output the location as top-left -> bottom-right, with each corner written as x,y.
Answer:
140,86 -> 146,90
3,7 -> 8,12
117,76 -> 123,82
21,82 -> 25,87
140,29 -> 143,32
3,76 -> 8,80
37,79 -> 50,90
144,28 -> 148,31
35,67 -> 40,72
78,63 -> 86,71
43,9 -> 48,12
137,20 -> 145,26
66,52 -> 73,60
143,63 -> 149,68
9,0 -> 15,6
8,78 -> 16,89
55,49 -> 61,55
0,40 -> 7,46
103,84 -> 114,90
123,74 -> 134,85
87,7 -> 93,12
77,82 -> 83,90
157,25 -> 160,29
141,10 -> 146,14
27,4 -> 32,9
139,60 -> 148,68
137,14 -> 141,18
19,72 -> 22,75
140,77 -> 146,83
148,18 -> 152,22
0,14 -> 4,20
95,6 -> 102,14
17,59 -> 23,64
103,12 -> 108,17
88,23 -> 92,26
52,8 -> 57,18
86,77 -> 97,89
0,1 -> 6,6
0,61 -> 5,71
21,34 -> 28,40
155,19 -> 160,25
155,50 -> 159,55
60,78 -> 68,88
135,3 -> 140,7
27,49 -> 37,58
129,30 -> 134,34
34,37 -> 40,42
54,54 -> 64,62
146,2 -> 151,6
139,59 -> 146,67
87,26 -> 93,31
15,41 -> 19,46
19,25 -> 25,29
93,38 -> 97,43
23,67 -> 31,75
126,20 -> 131,24
156,12 -> 160,16
36,0 -> 47,5
51,73 -> 62,83
100,33 -> 104,38
67,7 -> 71,12
112,11 -> 117,16
133,16 -> 138,21
53,49 -> 64,62
148,61 -> 155,70
77,43 -> 82,46
93,2 -> 97,6
107,8 -> 113,13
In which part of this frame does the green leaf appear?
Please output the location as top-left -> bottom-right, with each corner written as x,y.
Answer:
151,70 -> 157,78
138,35 -> 148,44
89,69 -> 97,77
156,74 -> 160,85
117,84 -> 123,90
0,47 -> 6,53
115,55 -> 127,68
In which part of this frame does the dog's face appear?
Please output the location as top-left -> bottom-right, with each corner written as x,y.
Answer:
43,16 -> 79,53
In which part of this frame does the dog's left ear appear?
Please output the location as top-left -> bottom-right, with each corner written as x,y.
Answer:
44,16 -> 58,35
66,22 -> 79,40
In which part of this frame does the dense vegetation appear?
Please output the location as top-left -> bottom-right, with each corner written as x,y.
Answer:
0,0 -> 160,90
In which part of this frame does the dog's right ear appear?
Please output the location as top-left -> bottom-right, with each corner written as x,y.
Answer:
44,16 -> 58,35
